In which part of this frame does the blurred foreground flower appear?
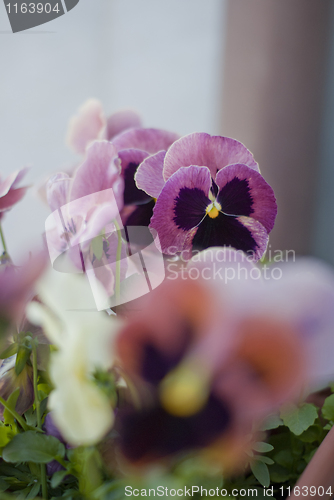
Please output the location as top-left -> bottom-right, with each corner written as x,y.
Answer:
115,251 -> 334,472
0,252 -> 46,324
27,270 -> 120,446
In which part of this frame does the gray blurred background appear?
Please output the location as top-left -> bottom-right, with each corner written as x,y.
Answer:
0,0 -> 334,264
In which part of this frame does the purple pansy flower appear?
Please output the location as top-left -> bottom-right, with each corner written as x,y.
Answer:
136,133 -> 277,260
111,127 -> 180,226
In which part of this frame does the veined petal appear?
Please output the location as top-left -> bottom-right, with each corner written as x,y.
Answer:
106,109 -> 142,141
66,99 -> 106,155
163,133 -> 259,181
112,128 -> 179,154
135,151 -> 166,198
216,164 -> 277,233
191,215 -> 269,261
150,166 -> 212,254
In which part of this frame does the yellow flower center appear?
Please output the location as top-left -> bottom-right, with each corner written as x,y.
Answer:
206,200 -> 221,219
160,365 -> 209,417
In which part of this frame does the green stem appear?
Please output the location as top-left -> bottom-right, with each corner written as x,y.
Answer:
113,219 -> 122,305
32,341 -> 48,500
0,395 -> 29,431
41,465 -> 47,500
0,222 -> 9,260
32,342 -> 41,429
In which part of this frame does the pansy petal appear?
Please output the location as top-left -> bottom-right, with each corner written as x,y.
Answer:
118,149 -> 151,205
111,128 -> 180,154
135,151 -> 166,199
216,164 -> 277,233
70,141 -> 123,209
46,173 -> 71,212
150,166 -> 212,254
0,167 -> 29,198
0,187 -> 28,211
163,133 -> 259,181
66,99 -> 106,155
106,109 -> 142,140
191,215 -> 269,261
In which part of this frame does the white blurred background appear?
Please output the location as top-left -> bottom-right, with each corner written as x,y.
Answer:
0,0 -> 225,259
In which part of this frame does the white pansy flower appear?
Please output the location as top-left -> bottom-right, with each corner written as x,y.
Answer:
27,269 -> 121,446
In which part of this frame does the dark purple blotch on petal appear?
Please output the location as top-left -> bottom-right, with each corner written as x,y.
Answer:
173,187 -> 209,231
218,177 -> 254,217
123,162 -> 152,206
124,199 -> 156,227
192,213 -> 258,254
141,325 -> 192,384
118,394 -> 231,462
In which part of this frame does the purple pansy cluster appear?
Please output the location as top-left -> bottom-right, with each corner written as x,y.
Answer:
110,121 -> 277,262
49,100 -> 277,264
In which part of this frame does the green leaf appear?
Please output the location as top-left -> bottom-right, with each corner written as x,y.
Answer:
2,431 -> 65,464
273,449 -> 294,469
322,394 -> 334,421
91,235 -> 104,260
15,345 -> 31,376
280,403 -> 318,435
298,424 -> 323,443
24,408 -> 37,428
51,469 -> 68,488
256,456 -> 274,465
250,460 -> 270,487
269,464 -> 291,484
0,344 -> 18,359
261,414 -> 284,431
3,388 -> 20,425
0,425 -> 12,448
26,481 -> 40,499
252,442 -> 274,453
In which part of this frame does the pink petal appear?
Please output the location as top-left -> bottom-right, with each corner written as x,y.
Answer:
135,151 -> 166,198
0,187 -> 28,211
111,128 -> 180,154
107,109 -> 142,141
0,167 -> 29,198
66,99 -> 106,155
163,133 -> 259,181
70,141 -> 124,210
